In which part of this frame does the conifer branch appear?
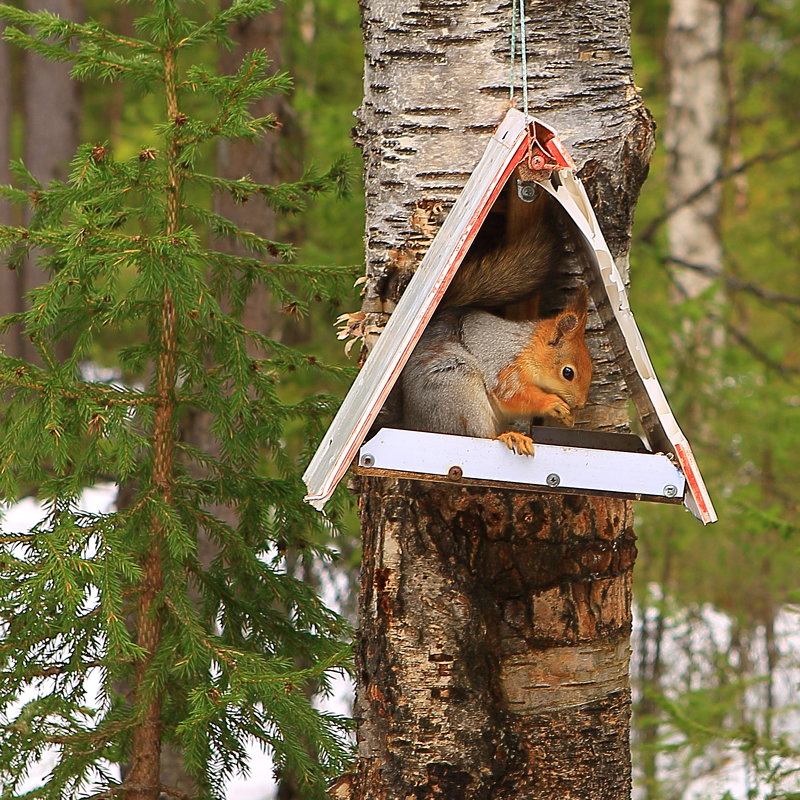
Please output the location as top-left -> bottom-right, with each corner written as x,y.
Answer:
0,6 -> 153,52
0,369 -> 157,407
175,0 -> 279,50
1,27 -> 158,79
0,1 -> 355,794
0,661 -> 106,679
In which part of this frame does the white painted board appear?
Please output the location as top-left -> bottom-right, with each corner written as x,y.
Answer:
358,428 -> 686,502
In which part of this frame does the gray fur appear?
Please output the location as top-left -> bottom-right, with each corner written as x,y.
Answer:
459,311 -> 534,389
401,309 -> 534,437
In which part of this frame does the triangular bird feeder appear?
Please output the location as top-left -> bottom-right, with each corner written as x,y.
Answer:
303,108 -> 717,524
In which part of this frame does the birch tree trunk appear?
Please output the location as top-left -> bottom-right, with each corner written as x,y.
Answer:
665,0 -> 723,352
349,1 -> 654,797
634,3 -> 723,794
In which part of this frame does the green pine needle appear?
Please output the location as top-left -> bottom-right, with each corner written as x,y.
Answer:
0,0 -> 356,797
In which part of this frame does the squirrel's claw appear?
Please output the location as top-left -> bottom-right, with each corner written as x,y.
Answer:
496,431 -> 535,456
544,396 -> 574,427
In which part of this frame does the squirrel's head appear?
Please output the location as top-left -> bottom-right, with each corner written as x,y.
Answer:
531,287 -> 592,409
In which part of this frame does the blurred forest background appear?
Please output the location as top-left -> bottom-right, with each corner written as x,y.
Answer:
0,0 -> 798,798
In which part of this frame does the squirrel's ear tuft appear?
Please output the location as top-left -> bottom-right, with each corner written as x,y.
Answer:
549,310 -> 577,346
569,285 -> 590,316
556,312 -> 580,335
550,287 -> 589,345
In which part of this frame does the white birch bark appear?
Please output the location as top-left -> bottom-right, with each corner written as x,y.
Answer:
350,1 -> 655,798
665,0 -> 723,313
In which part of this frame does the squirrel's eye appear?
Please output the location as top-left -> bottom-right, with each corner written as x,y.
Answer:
562,366 -> 575,381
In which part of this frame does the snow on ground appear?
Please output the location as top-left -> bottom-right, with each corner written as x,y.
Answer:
1,484 -> 349,800
632,592 -> 800,800
2,488 -> 797,799
3,484 -> 120,794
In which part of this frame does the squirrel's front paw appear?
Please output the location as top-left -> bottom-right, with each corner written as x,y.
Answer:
543,396 -> 574,427
496,431 -> 535,456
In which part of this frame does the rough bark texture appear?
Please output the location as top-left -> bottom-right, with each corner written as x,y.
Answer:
351,1 -> 654,797
356,482 -> 636,798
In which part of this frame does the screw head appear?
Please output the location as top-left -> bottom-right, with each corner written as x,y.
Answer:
447,465 -> 463,481
664,484 -> 678,498
361,453 -> 375,468
546,473 -> 560,487
517,180 -> 538,203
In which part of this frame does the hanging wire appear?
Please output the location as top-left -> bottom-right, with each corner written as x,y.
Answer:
518,0 -> 529,119
509,0 -> 517,107
508,0 -> 530,119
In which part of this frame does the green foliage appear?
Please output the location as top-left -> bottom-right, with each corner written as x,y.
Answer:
630,0 -> 800,616
630,1 -> 800,797
0,1 -> 355,797
284,0 -> 364,269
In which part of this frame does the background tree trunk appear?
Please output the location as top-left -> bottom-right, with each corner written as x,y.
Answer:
0,28 -> 9,209
0,22 -> 17,354
213,0 -> 292,346
21,0 -> 81,362
351,1 -> 654,797
634,3 -> 723,795
665,0 -> 724,356
22,0 -> 81,189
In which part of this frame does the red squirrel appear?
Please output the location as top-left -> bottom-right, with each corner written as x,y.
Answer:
401,174 -> 592,456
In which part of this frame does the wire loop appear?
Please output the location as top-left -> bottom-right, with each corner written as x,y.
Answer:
508,0 -> 530,120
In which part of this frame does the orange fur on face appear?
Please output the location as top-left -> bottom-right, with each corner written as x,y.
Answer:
493,290 -> 592,421
494,368 -> 569,416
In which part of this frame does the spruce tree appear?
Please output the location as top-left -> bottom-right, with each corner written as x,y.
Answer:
0,1 -> 354,798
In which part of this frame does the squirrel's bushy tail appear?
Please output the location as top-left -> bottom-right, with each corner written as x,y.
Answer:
443,221 -> 559,308
443,178 -> 561,309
